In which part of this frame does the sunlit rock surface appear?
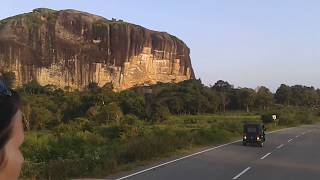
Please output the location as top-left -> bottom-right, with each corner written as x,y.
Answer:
0,8 -> 194,91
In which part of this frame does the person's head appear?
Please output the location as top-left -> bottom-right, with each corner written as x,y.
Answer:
0,78 -> 24,179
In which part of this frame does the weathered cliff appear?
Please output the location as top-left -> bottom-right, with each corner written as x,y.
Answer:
0,8 -> 194,91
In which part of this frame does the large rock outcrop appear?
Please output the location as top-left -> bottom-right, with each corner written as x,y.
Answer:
0,8 -> 194,91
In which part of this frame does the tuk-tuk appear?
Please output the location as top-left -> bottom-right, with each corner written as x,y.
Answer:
243,123 -> 266,147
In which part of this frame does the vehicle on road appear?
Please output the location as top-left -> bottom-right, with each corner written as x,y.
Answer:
243,122 -> 266,147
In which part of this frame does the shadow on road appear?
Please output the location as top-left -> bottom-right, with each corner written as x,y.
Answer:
231,141 -> 262,148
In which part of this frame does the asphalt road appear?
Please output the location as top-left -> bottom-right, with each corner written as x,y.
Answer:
113,124 -> 320,180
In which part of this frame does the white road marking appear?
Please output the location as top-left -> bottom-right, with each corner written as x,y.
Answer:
232,167 -> 251,179
276,144 -> 284,149
295,135 -> 300,138
302,132 -> 306,135
116,139 -> 242,180
288,138 -> 293,142
260,152 -> 272,160
115,127 -> 299,180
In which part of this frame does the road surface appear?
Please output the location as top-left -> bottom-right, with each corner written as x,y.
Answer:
111,124 -> 320,180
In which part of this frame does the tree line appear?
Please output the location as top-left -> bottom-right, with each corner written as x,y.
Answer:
1,71 -> 319,130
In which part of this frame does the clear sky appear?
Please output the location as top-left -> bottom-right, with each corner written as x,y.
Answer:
1,0 -> 319,91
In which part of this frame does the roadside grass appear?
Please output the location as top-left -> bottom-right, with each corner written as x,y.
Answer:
21,110 -> 319,180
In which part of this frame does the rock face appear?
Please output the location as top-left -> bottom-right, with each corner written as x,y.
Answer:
0,8 -> 194,91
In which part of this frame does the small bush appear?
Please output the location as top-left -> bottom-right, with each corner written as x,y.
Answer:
296,110 -> 314,124
122,114 -> 140,125
193,126 -> 232,145
261,113 -> 274,124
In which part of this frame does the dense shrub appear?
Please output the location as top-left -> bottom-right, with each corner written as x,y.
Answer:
261,113 -> 275,124
193,126 -> 233,145
295,110 -> 315,124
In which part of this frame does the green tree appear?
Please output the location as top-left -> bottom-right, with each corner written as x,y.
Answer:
316,89 -> 320,107
149,103 -> 171,122
30,106 -> 55,130
94,103 -> 123,124
289,85 -> 318,107
275,84 -> 291,105
211,80 -> 233,112
202,88 -> 220,113
166,96 -> 184,114
218,91 -> 233,112
255,86 -> 273,110
119,90 -> 146,119
62,92 -> 83,121
238,88 -> 256,112
302,87 -> 318,107
1,71 -> 16,88
212,80 -> 233,91
23,80 -> 45,95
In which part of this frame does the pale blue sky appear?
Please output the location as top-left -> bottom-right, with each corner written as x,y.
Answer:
1,0 -> 319,91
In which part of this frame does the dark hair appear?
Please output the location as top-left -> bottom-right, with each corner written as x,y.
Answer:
0,78 -> 21,167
